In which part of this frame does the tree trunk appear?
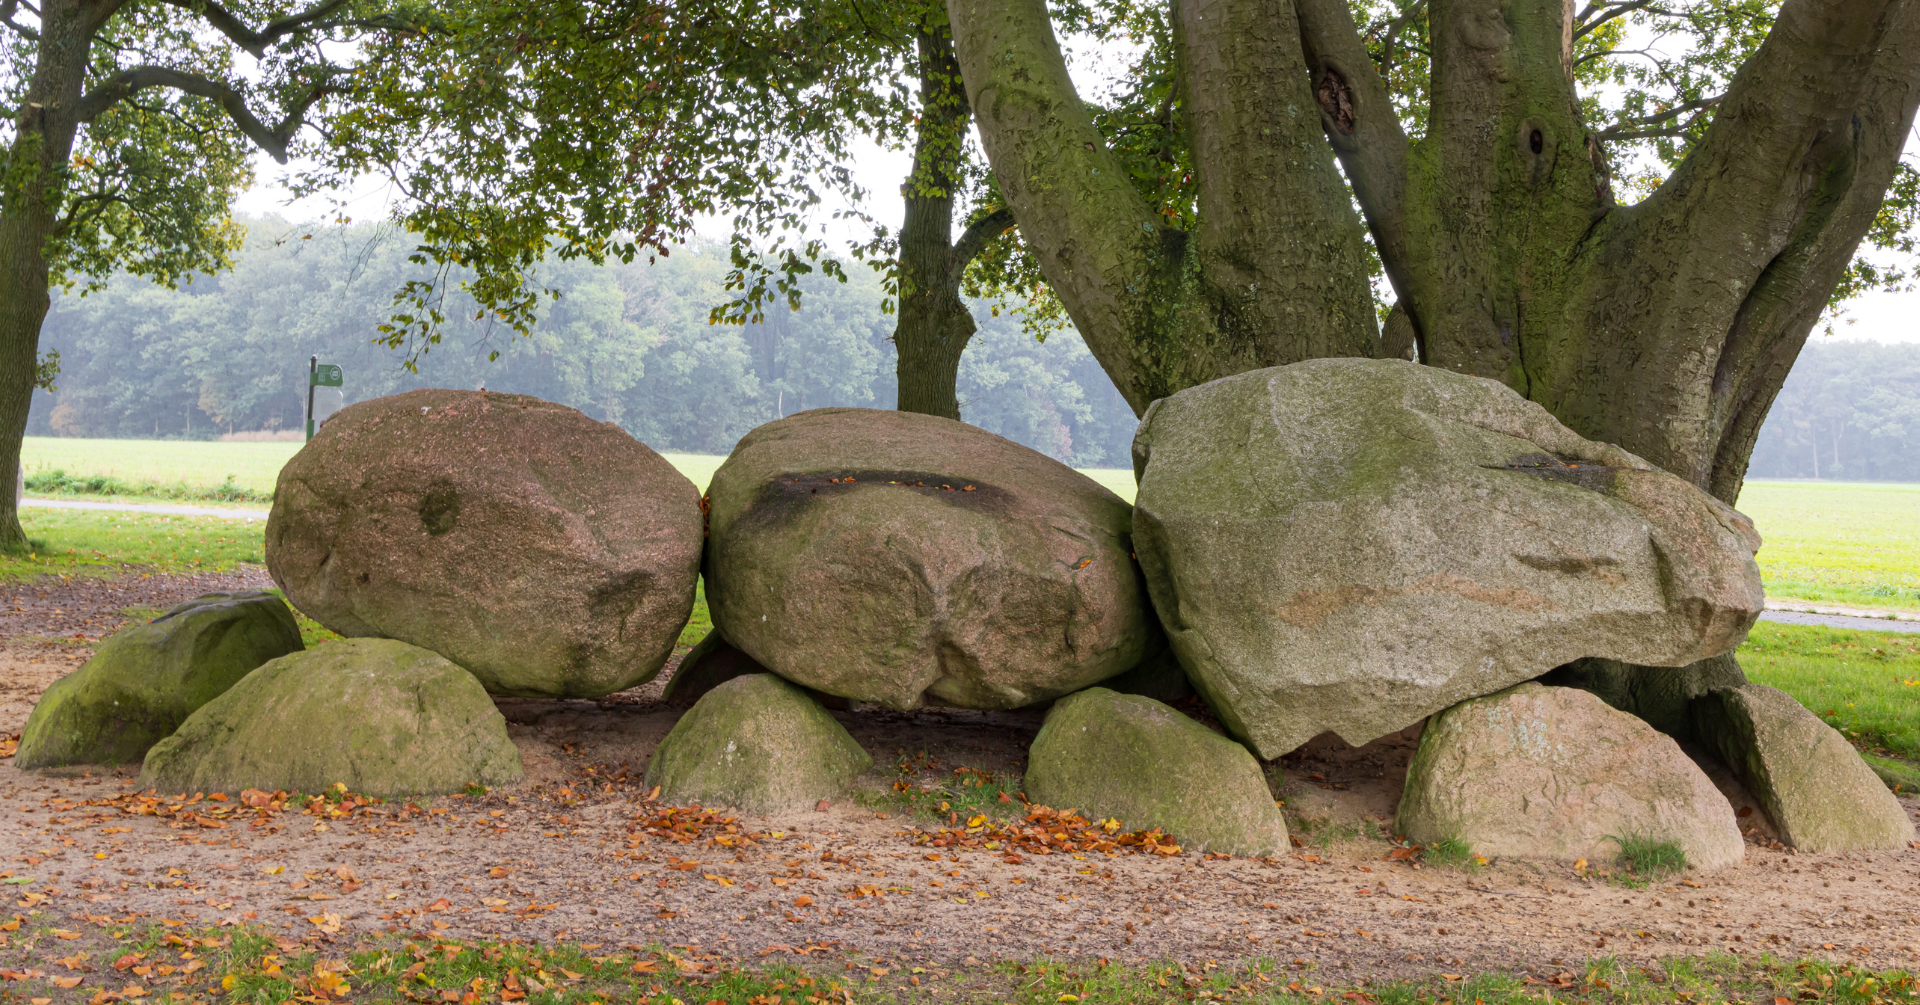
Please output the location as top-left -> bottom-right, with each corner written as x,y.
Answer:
891,24 -> 1017,420
0,0 -> 94,553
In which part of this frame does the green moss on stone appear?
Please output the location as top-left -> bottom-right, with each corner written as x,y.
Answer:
645,673 -> 872,814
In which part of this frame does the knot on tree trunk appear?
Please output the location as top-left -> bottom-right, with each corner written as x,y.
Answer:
1316,68 -> 1355,135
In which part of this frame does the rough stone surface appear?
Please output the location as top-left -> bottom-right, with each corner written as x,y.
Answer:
1692,684 -> 1915,852
1539,652 -> 1747,740
705,408 -> 1161,710
16,592 -> 301,768
1131,358 -> 1765,758
267,389 -> 703,698
1025,688 -> 1287,856
644,673 -> 872,813
1397,683 -> 1744,871
140,638 -> 522,798
662,631 -> 775,707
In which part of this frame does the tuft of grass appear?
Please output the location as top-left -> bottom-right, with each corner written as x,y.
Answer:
1739,621 -> 1920,762
858,752 -> 1027,823
1611,834 -> 1689,878
1421,836 -> 1481,870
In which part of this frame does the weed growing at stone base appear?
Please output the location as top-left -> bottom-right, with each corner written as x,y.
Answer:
859,753 -> 1028,824
1740,621 -> 1920,763
1608,836 -> 1689,880
1418,837 -> 1480,871
2,915 -> 1914,1005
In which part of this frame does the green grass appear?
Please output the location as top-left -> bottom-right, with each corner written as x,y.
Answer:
1738,620 -> 1920,762
857,753 -> 1028,823
0,507 -> 266,581
21,436 -> 300,496
1609,836 -> 1689,878
1736,480 -> 1920,611
2,916 -> 1915,1005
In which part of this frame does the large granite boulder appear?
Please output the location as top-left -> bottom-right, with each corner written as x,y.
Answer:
140,638 -> 522,797
645,673 -> 872,813
1131,358 -> 1764,758
1026,688 -> 1288,856
16,592 -> 302,768
266,389 -> 703,698
1397,683 -> 1744,871
704,408 -> 1161,710
1692,684 -> 1914,852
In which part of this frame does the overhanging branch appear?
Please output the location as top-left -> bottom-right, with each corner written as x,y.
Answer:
161,0 -> 352,58
78,66 -> 329,162
946,206 -> 1013,285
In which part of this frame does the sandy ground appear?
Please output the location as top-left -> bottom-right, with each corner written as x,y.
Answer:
2,569 -> 1917,984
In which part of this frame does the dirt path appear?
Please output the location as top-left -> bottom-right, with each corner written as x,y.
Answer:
2,569 -> 1917,984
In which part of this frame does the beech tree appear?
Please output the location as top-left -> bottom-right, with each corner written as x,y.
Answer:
0,0 -> 392,551
950,0 -> 1918,502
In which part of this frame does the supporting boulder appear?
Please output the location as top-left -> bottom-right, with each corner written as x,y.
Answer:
1131,357 -> 1765,758
645,674 -> 872,813
267,389 -> 703,699
704,408 -> 1162,710
1025,688 -> 1287,856
16,592 -> 301,768
1397,683 -> 1743,871
140,638 -> 523,798
1692,684 -> 1914,852
662,631 -> 775,707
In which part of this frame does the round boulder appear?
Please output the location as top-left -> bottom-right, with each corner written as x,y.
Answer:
17,592 -> 302,768
140,638 -> 523,798
704,408 -> 1160,710
1026,688 -> 1288,856
645,673 -> 872,813
1396,683 -> 1744,871
266,389 -> 703,698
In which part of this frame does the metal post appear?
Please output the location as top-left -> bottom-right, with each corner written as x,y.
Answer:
306,355 -> 317,442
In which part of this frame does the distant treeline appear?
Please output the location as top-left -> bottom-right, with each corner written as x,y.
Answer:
26,218 -> 1918,481
27,218 -> 1138,467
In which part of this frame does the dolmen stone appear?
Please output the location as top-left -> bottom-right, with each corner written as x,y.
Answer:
1132,358 -> 1764,758
645,674 -> 872,813
267,389 -> 703,698
1693,683 -> 1914,852
140,638 -> 522,798
1397,683 -> 1743,871
16,592 -> 301,768
1025,688 -> 1288,855
704,408 -> 1162,710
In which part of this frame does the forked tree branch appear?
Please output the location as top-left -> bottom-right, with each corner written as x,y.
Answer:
946,206 -> 1013,285
160,0 -> 353,58
78,66 -> 329,162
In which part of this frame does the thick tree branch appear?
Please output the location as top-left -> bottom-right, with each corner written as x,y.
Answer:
1296,0 -> 1418,318
1573,0 -> 1654,40
161,0 -> 352,58
947,0 -> 1174,412
0,0 -> 37,39
946,206 -> 1013,285
77,66 -> 327,162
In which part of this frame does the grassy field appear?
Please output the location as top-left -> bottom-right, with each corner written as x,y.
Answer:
1741,620 -> 1920,763
1735,480 -> 1920,611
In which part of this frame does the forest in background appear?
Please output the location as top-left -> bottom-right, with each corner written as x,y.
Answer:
21,216 -> 1919,480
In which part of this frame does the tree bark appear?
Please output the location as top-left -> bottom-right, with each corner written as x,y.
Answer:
948,0 -> 1379,417
0,0 -> 97,552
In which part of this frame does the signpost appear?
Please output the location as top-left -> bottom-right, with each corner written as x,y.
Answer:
306,356 -> 344,441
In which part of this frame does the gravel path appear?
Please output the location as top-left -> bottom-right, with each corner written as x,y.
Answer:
22,498 -> 269,519
1759,611 -> 1920,633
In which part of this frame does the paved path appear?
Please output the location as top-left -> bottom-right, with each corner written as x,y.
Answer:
1760,610 -> 1920,633
22,497 -> 268,519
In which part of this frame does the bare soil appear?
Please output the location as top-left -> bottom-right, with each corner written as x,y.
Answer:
2,569 -> 1917,984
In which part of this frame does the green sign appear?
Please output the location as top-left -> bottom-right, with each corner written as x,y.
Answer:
311,364 -> 343,387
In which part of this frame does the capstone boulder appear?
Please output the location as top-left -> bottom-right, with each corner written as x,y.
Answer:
1396,683 -> 1744,871
16,592 -> 302,768
644,673 -> 872,813
1025,688 -> 1288,855
267,389 -> 703,698
1131,358 -> 1764,758
1692,683 -> 1914,852
704,408 -> 1161,710
140,638 -> 522,798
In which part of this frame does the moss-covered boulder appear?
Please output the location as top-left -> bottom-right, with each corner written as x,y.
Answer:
139,638 -> 522,798
1131,358 -> 1764,759
267,389 -> 703,698
16,592 -> 302,769
1692,684 -> 1914,852
645,673 -> 872,813
1397,683 -> 1744,871
704,407 -> 1162,710
1025,688 -> 1287,856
